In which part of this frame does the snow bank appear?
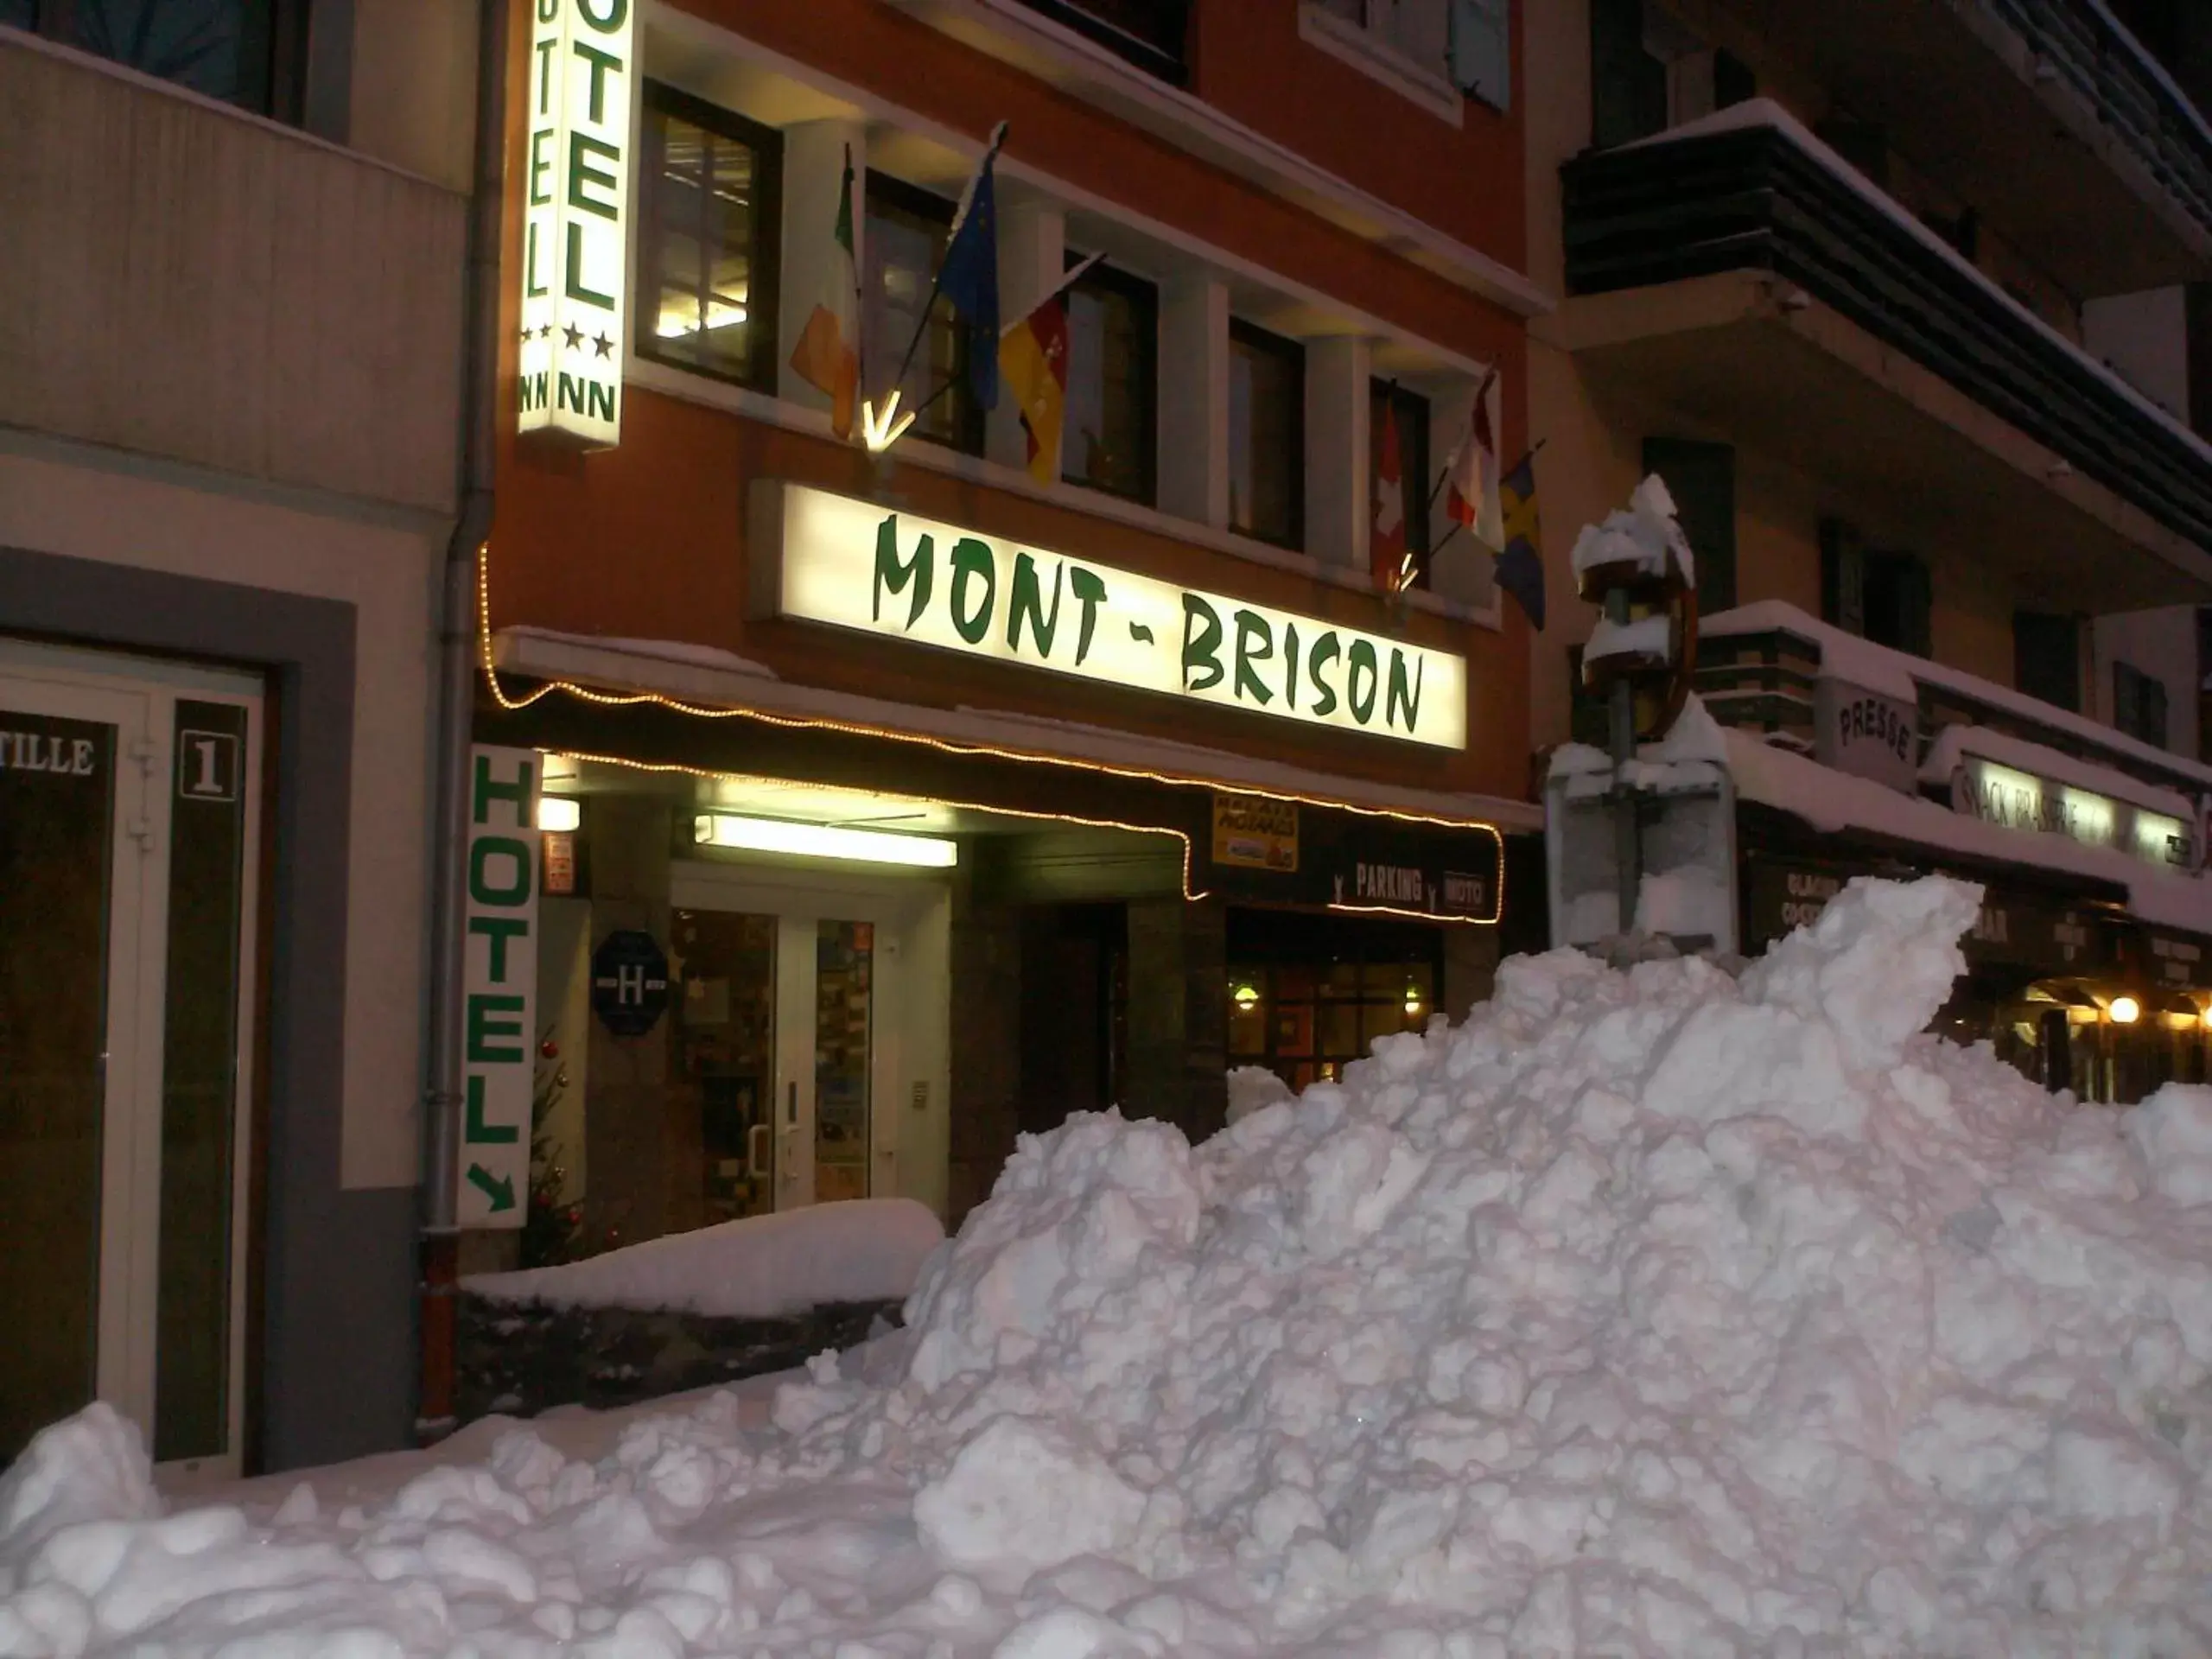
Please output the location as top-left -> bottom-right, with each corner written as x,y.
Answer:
18,878 -> 2212,1654
462,1198 -> 945,1319
1568,473 -> 1695,587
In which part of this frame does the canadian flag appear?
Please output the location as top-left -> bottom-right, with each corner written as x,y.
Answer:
1372,400 -> 1406,593
1446,372 -> 1501,542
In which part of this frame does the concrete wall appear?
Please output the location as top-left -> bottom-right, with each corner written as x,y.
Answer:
2084,287 -> 2192,424
2093,607 -> 2201,759
0,31 -> 466,516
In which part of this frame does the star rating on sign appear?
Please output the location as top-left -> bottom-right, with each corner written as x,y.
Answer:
563,322 -> 585,352
594,332 -> 614,359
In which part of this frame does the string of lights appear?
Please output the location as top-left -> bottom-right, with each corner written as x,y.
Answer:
474,545 -> 1506,925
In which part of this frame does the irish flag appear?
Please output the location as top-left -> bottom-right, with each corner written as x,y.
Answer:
789,146 -> 860,439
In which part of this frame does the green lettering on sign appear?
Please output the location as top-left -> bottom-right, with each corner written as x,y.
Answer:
950,538 -> 995,645
464,1073 -> 520,1144
1181,594 -> 1224,691
467,993 -> 525,1063
1346,639 -> 1380,724
1307,632 -> 1342,715
1387,649 -> 1424,733
1069,567 -> 1107,665
470,916 -> 529,982
473,753 -> 533,826
1006,552 -> 1062,658
873,515 -> 931,628
1232,610 -> 1274,707
470,836 -> 532,906
467,1164 -> 517,1211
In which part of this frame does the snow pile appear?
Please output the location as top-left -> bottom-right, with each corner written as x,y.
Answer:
18,877 -> 2212,1654
463,1198 -> 946,1319
1225,1065 -> 1294,1126
1567,473 -> 1695,587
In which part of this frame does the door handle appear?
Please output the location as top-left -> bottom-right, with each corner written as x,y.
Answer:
786,1080 -> 798,1125
747,1122 -> 769,1179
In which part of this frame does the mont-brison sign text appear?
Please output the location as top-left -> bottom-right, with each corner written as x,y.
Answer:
518,0 -> 635,448
772,486 -> 1468,749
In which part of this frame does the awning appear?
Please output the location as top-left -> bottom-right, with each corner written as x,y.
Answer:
490,626 -> 1543,834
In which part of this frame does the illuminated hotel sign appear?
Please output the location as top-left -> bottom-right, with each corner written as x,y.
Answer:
1954,757 -> 2192,871
517,0 -> 635,447
754,484 -> 1469,750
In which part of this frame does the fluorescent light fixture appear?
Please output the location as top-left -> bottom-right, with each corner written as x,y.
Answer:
693,812 -> 957,868
537,796 -> 582,833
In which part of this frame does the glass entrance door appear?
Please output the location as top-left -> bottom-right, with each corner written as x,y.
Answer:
671,888 -> 891,1216
0,645 -> 261,1477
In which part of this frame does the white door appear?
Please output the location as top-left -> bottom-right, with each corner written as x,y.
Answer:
670,861 -> 947,1214
0,641 -> 262,1480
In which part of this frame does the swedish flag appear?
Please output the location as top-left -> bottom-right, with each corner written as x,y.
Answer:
1497,452 -> 1545,631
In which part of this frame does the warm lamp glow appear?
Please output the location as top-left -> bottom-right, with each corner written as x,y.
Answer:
2108,995 -> 2142,1026
860,391 -> 917,454
1231,982 -> 1260,1013
693,811 -> 956,868
537,796 -> 581,833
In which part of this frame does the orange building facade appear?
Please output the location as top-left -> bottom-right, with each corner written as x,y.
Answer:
478,0 -> 1545,1251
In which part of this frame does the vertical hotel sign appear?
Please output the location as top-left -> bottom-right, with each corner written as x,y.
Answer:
459,747 -> 540,1228
518,0 -> 634,447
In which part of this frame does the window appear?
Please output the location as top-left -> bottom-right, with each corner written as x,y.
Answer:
2114,660 -> 2171,750
1371,380 -> 1432,588
1063,257 -> 1157,505
1643,437 -> 1735,613
1226,909 -> 1442,1094
1450,0 -> 1512,110
1590,1 -> 1750,145
2013,611 -> 2082,713
637,86 -> 780,391
1821,518 -> 1930,657
1018,1 -> 1191,85
16,0 -> 303,114
1229,321 -> 1304,550
1313,0 -> 1448,78
862,175 -> 986,456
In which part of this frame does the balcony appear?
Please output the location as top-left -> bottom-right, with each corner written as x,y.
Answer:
1700,0 -> 2212,296
0,30 -> 465,514
1559,104 -> 2212,611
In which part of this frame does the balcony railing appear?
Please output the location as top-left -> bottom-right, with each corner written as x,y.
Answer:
1984,0 -> 2212,240
1019,0 -> 1190,85
1562,111 -> 2212,557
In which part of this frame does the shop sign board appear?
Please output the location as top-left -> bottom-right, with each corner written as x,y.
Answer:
1743,855 -> 2106,976
1328,859 -> 1493,919
1950,757 -> 2192,872
592,929 -> 671,1037
1212,793 -> 1299,872
2145,930 -> 2212,991
1814,678 -> 1917,794
460,747 -> 541,1228
517,0 -> 636,448
756,483 -> 1468,750
1198,809 -> 1503,923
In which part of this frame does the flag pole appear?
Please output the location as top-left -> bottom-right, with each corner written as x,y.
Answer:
1425,365 -> 1502,516
888,121 -> 1007,398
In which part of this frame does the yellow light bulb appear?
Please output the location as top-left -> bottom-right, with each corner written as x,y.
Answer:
1232,982 -> 1260,1013
2108,995 -> 2141,1026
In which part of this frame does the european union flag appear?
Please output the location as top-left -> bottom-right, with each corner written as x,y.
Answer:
1497,451 -> 1545,631
938,124 -> 1004,412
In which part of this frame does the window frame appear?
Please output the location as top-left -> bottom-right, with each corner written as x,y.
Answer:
861,169 -> 988,460
633,81 -> 784,396
1227,318 -> 1306,552
27,0 -> 310,118
1060,253 -> 1160,509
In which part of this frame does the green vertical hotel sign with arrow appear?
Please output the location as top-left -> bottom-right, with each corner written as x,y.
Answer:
459,746 -> 541,1227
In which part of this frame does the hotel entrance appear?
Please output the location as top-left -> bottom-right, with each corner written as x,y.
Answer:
667,860 -> 950,1226
0,640 -> 262,1477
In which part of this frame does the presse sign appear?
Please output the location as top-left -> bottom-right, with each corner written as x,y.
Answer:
517,0 -> 635,448
755,484 -> 1468,750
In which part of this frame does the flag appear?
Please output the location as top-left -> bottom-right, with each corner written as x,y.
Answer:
788,145 -> 860,439
1446,372 -> 1501,543
1373,397 -> 1406,594
1000,292 -> 1070,485
938,123 -> 1004,412
1497,450 -> 1546,631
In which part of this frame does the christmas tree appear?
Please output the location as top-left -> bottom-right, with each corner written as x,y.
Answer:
521,1031 -> 586,1268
